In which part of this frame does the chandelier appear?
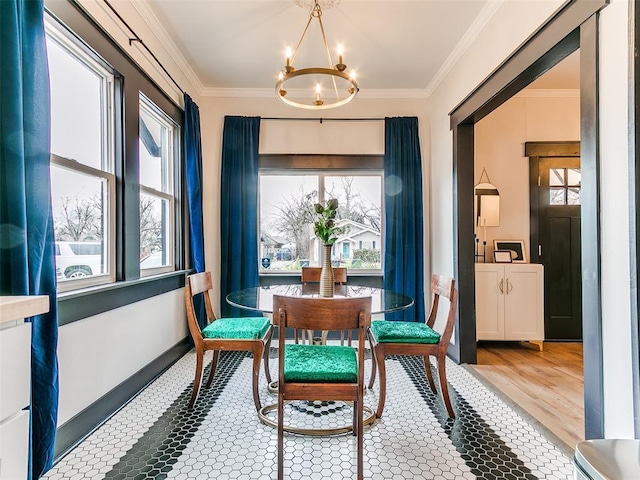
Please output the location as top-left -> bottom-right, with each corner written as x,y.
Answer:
276,0 -> 359,110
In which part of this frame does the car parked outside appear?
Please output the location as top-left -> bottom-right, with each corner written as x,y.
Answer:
55,241 -> 104,279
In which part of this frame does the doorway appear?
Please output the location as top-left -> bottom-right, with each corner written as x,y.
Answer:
449,1 -> 607,439
528,143 -> 582,340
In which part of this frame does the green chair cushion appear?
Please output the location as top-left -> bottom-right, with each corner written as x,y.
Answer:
370,320 -> 441,344
284,344 -> 357,383
202,317 -> 270,340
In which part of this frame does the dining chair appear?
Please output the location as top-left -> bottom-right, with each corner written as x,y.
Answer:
301,266 -> 347,284
367,274 -> 458,418
184,272 -> 273,410
301,266 -> 350,344
274,294 -> 371,480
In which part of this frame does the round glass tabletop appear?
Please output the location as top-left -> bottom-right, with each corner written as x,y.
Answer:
226,284 -> 413,314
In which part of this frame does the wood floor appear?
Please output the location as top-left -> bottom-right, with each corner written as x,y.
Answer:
470,341 -> 584,452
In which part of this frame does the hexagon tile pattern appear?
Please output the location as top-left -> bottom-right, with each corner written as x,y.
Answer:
43,345 -> 573,480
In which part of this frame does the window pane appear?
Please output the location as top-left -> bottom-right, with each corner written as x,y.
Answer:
549,168 -> 564,186
139,101 -> 173,193
567,168 -> 581,187
259,175 -> 318,271
140,193 -> 171,267
51,166 -> 108,280
550,187 -> 565,205
47,38 -> 105,170
325,176 -> 382,270
567,187 -> 580,205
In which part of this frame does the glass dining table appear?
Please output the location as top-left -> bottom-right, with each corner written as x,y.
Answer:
226,283 -> 414,315
226,283 -> 414,436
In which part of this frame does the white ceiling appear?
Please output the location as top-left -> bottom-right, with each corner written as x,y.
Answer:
138,0 -> 578,96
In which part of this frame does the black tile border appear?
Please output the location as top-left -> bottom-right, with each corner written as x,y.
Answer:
462,364 -> 575,459
54,338 -> 191,461
101,351 -> 246,480
398,355 -> 538,480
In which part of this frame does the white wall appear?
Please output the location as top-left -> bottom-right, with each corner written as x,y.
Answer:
597,0 -> 634,438
427,0 -> 565,279
474,92 -> 580,259
198,96 -> 429,314
57,290 -> 187,425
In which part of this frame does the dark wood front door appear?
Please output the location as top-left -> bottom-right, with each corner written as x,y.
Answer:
537,157 -> 582,340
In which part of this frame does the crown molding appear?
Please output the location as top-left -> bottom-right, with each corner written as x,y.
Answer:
517,88 -> 580,98
201,87 -> 429,99
424,0 -> 504,97
129,0 -> 205,96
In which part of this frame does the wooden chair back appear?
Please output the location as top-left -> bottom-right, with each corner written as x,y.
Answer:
185,272 -> 217,343
426,274 -> 457,350
301,266 -> 347,284
274,295 -> 371,333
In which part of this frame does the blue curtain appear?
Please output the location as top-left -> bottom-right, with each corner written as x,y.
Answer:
183,93 -> 206,330
220,116 -> 261,317
383,117 -> 425,323
0,1 -> 59,478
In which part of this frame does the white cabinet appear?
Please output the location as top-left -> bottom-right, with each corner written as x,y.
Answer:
0,296 -> 48,480
475,264 -> 544,343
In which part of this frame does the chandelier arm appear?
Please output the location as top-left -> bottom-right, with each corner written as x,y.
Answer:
291,14 -> 315,65
317,13 -> 341,100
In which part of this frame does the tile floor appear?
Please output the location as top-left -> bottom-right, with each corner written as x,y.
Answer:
43,346 -> 574,479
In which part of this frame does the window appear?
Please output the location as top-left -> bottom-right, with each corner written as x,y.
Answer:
47,23 -> 115,291
139,96 -> 178,276
550,168 -> 581,205
259,157 -> 383,274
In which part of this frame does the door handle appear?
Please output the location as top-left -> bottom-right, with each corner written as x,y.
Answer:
506,279 -> 513,294
499,279 -> 504,294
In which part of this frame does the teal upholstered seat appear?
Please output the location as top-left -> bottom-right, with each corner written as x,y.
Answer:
369,320 -> 441,344
284,344 -> 357,383
202,317 -> 271,340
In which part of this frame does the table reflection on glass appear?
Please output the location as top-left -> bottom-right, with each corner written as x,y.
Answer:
226,284 -> 414,315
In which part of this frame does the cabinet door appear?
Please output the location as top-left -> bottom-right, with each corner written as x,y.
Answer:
503,264 -> 544,340
475,266 -> 505,339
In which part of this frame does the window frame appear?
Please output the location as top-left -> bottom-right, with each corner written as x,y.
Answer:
44,1 -> 187,322
258,154 -> 384,277
138,94 -> 179,277
46,19 -> 117,293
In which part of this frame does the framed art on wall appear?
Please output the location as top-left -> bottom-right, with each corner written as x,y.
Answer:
493,240 -> 527,263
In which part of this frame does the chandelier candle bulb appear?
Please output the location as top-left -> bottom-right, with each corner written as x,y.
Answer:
286,46 -> 292,67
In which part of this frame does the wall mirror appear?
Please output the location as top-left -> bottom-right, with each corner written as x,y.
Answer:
474,168 -> 500,227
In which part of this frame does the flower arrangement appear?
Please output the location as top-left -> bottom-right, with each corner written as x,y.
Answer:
313,198 -> 345,245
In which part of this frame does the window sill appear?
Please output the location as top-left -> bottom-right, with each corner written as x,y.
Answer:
58,270 -> 189,326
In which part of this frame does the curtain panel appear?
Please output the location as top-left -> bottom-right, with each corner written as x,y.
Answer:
0,1 -> 59,477
220,116 -> 261,317
383,117 -> 426,322
183,93 -> 207,330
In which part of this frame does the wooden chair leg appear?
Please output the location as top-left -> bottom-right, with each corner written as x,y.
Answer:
263,330 -> 273,384
348,329 -> 353,347
437,355 -> 455,418
357,394 -> 363,480
252,342 -> 264,411
375,350 -> 387,418
423,355 -> 437,393
205,350 -> 219,388
367,330 -> 377,389
189,346 -> 204,409
278,391 -> 284,480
